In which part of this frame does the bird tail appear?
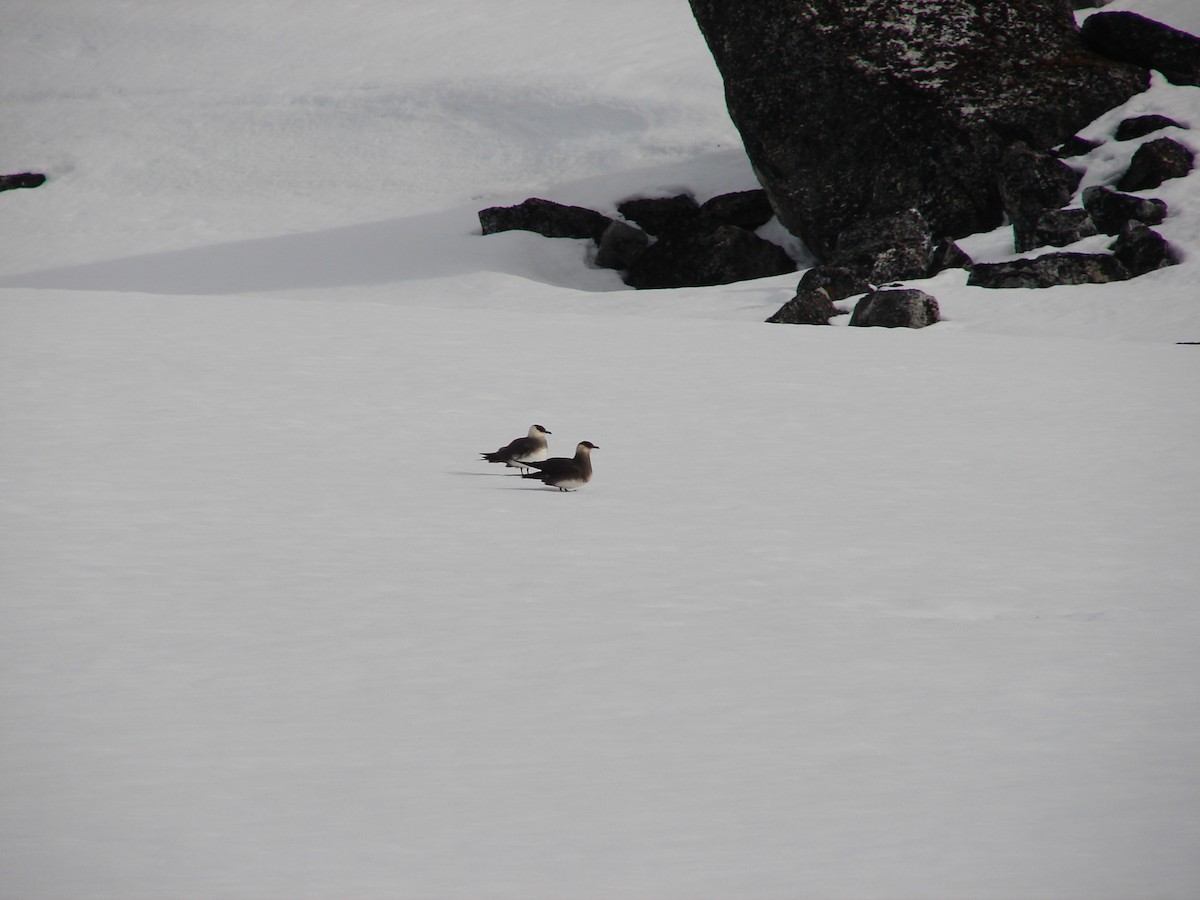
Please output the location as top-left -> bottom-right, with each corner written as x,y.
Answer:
481,452 -> 504,463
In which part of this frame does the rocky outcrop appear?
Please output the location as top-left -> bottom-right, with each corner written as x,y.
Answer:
968,253 -> 1130,289
1116,137 -> 1195,192
479,198 -> 612,240
686,0 -> 1148,259
1081,11 -> 1200,87
848,288 -> 940,329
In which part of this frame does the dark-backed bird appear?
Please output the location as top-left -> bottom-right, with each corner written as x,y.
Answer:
481,424 -> 551,471
521,441 -> 598,491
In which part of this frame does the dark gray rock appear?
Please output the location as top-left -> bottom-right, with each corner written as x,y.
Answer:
479,198 -> 612,241
594,220 -> 649,270
1032,208 -> 1098,248
1114,114 -> 1186,142
1116,137 -> 1195,191
829,208 -> 934,284
1054,135 -> 1101,159
998,142 -> 1084,252
848,288 -> 940,329
766,287 -> 840,325
928,238 -> 974,275
0,172 -> 46,191
1081,11 -> 1200,87
686,0 -> 1148,258
1110,222 -> 1176,276
1081,185 -> 1168,235
623,224 -> 795,289
616,194 -> 704,236
968,253 -> 1130,289
700,189 -> 775,230
796,265 -> 872,301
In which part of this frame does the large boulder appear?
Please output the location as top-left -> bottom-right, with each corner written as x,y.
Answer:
1116,137 -> 1195,192
623,224 -> 795,289
1081,11 -> 1200,87
1114,114 -> 1185,142
1110,222 -> 1176,276
686,0 -> 1148,258
766,288 -> 841,325
997,142 -> 1083,252
848,289 -> 940,329
0,172 -> 46,192
479,198 -> 612,241
1081,185 -> 1167,235
828,208 -> 934,284
968,253 -> 1130,289
1033,208 -> 1097,248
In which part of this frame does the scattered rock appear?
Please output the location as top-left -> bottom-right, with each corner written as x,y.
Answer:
1114,114 -> 1186,142
616,194 -> 703,236
0,172 -> 47,192
479,198 -> 612,241
1081,11 -> 1200,87
593,220 -> 649,270
686,0 -> 1147,258
766,288 -> 840,325
1081,185 -> 1168,235
1033,208 -> 1098,248
623,224 -> 795,289
997,142 -> 1083,252
967,253 -> 1130,289
829,208 -> 934,284
927,239 -> 974,275
848,288 -> 940,329
1116,137 -> 1195,191
796,265 -> 871,302
1110,222 -> 1176,276
1054,135 -> 1101,159
700,189 -> 775,230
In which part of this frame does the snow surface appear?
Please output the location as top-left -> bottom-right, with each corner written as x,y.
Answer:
2,2 -> 1199,898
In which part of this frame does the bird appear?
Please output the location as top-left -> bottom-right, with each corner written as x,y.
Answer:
481,424 -> 551,471
521,441 -> 598,491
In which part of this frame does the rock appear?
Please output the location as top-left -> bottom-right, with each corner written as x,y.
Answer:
0,172 -> 47,191
623,224 -> 795,289
594,220 -> 649,270
1081,185 -> 1167,235
1081,11 -> 1200,87
479,198 -> 612,240
686,0 -> 1148,258
1116,137 -> 1195,191
1110,222 -> 1176,276
1114,114 -> 1186,142
967,253 -> 1130,289
927,238 -> 974,275
1054,135 -> 1101,159
848,288 -> 940,329
700,189 -> 775,230
829,208 -> 934,284
766,288 -> 840,325
616,194 -> 704,236
1032,208 -> 1098,248
998,142 -> 1084,252
796,265 -> 872,301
